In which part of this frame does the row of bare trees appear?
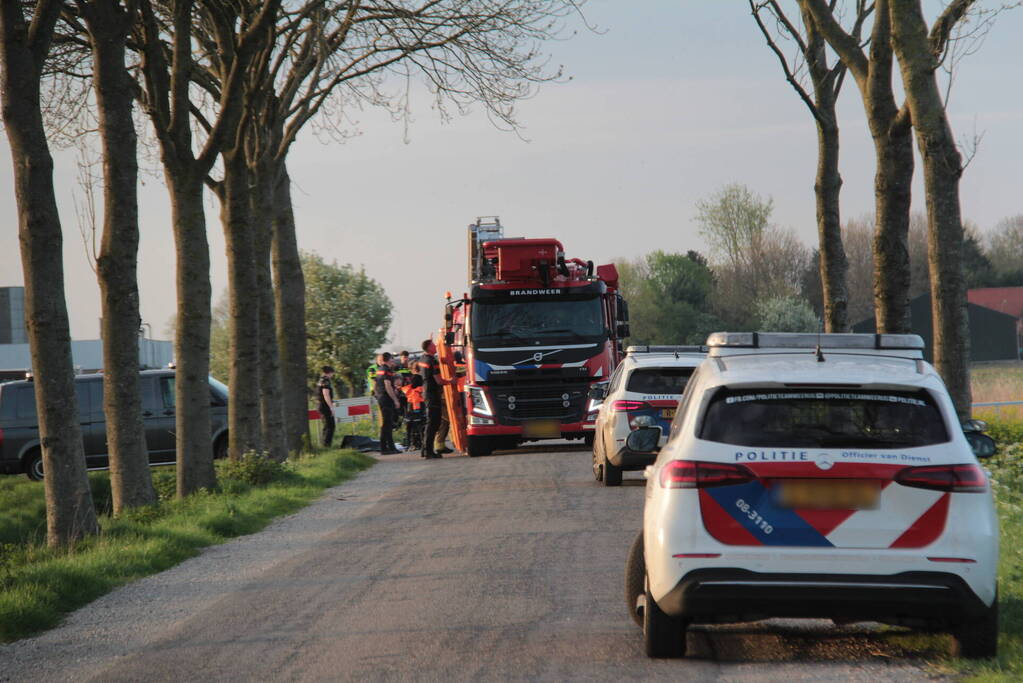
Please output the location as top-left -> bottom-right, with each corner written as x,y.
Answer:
1,0 -> 583,547
750,0 -> 1011,418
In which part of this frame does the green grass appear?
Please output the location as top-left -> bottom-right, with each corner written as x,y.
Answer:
0,449 -> 374,642
933,420 -> 1023,680
972,363 -> 1023,421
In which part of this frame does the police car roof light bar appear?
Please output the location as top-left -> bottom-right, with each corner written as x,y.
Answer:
626,345 -> 707,355
705,332 -> 925,351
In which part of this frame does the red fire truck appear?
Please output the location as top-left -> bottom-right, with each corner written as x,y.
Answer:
441,217 -> 630,457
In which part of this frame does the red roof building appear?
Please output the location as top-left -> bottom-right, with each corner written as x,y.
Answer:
968,287 -> 1023,319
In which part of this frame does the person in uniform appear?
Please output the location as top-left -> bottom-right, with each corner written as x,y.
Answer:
373,352 -> 400,454
418,338 -> 452,458
317,366 -> 336,447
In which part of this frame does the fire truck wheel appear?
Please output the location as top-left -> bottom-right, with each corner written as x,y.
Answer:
467,436 -> 493,457
584,433 -> 595,447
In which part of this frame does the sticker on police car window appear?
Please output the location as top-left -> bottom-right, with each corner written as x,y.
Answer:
725,392 -> 926,406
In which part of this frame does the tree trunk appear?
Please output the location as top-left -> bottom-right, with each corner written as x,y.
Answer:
813,113 -> 848,332
0,1 -> 99,546
83,0 -> 156,513
870,121 -> 914,333
866,1 -> 914,334
889,0 -> 972,416
272,164 -> 310,453
167,173 -> 216,495
252,161 -> 287,462
799,0 -> 914,334
220,149 -> 263,457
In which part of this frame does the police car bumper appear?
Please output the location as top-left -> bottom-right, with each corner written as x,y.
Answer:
655,568 -> 991,627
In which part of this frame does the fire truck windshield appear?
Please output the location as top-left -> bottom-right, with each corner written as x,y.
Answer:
471,296 -> 605,342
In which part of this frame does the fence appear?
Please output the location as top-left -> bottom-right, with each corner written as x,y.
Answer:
972,401 -> 1023,418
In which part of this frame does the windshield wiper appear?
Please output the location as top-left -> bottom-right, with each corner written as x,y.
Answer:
535,328 -> 590,341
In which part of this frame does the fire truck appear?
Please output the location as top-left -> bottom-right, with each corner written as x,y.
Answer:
441,217 -> 630,457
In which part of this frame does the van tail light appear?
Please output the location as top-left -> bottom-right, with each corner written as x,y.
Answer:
895,464 -> 987,493
611,400 -> 649,413
659,460 -> 755,489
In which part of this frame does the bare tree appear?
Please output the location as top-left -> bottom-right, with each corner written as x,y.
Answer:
889,0 -> 975,416
799,0 -> 916,334
191,0 -> 585,457
750,0 -> 865,332
134,0 -> 282,490
71,0 -> 157,513
0,0 -> 99,546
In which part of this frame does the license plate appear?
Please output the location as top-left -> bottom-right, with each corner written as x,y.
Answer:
773,479 -> 880,510
522,419 -> 561,439
661,408 -> 676,419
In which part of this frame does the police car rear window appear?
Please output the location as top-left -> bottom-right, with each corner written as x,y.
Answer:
698,388 -> 948,448
626,368 -> 693,395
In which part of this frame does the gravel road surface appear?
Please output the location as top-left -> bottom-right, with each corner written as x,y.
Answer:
0,445 -> 951,682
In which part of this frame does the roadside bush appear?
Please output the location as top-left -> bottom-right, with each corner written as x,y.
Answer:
151,468 -> 177,501
987,417 -> 1023,449
217,451 -> 291,486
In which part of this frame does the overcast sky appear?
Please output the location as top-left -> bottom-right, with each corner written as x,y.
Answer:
1,1 -> 1021,352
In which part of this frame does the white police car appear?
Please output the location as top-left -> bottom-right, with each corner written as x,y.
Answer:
590,346 -> 705,486
625,332 -> 999,659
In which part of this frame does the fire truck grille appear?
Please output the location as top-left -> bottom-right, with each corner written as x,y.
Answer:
489,383 -> 589,423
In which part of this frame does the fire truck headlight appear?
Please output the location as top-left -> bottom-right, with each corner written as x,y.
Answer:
469,386 -> 493,416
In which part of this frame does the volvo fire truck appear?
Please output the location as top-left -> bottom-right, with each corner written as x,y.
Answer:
442,217 -> 630,457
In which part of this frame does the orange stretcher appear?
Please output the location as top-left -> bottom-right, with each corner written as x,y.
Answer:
436,329 -> 467,453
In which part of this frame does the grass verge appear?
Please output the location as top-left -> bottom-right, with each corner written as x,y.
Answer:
938,417 -> 1023,681
0,449 -> 374,642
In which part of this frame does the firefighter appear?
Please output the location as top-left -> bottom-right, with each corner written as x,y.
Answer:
373,352 -> 400,454
401,374 -> 426,450
418,338 -> 452,458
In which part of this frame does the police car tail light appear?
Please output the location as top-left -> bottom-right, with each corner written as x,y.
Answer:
659,460 -> 755,489
895,464 -> 987,493
611,400 -> 649,413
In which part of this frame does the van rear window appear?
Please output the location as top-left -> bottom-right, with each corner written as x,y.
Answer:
698,388 -> 948,448
626,368 -> 694,395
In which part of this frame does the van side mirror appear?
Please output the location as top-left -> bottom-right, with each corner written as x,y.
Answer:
965,431 -> 996,459
588,385 -> 606,400
626,426 -> 662,454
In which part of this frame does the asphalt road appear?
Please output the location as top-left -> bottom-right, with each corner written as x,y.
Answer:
1,444 -> 951,682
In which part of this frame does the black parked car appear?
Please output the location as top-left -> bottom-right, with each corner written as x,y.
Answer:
0,369 -> 229,480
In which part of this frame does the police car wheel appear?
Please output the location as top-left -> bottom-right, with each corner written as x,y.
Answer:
643,577 -> 686,658
603,456 -> 622,487
625,531 -> 644,627
952,595 -> 998,659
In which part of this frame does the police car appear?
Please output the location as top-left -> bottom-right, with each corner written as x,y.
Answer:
590,346 -> 705,486
624,332 -> 999,659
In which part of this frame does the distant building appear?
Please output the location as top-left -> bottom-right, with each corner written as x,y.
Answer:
0,287 -> 28,344
852,292 -> 1021,362
0,339 -> 173,375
